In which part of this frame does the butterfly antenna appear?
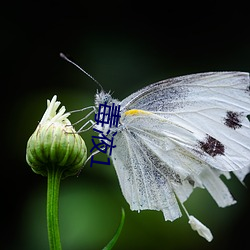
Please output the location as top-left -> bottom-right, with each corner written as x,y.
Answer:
60,53 -> 104,91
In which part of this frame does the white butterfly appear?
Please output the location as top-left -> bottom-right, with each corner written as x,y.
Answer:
56,66 -> 249,242
90,72 -> 250,241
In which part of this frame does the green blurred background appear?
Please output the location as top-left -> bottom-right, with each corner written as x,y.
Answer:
2,2 -> 250,250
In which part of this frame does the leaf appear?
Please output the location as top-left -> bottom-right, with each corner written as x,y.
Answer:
102,208 -> 125,250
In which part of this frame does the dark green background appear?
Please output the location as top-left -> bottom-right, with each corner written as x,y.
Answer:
2,2 -> 250,250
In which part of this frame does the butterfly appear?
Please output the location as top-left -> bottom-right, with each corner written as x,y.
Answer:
60,52 -> 250,241
91,71 -> 250,241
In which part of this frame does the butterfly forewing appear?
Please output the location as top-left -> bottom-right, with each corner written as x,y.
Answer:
119,72 -> 250,173
121,72 -> 249,112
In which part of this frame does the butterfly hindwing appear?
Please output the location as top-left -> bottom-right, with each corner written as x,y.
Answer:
112,121 -> 182,221
112,111 -> 237,221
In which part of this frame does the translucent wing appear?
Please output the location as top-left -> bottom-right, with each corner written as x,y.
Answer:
110,72 -> 250,221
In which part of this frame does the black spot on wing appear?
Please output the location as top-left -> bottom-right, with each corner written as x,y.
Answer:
224,111 -> 243,130
199,135 -> 225,157
246,84 -> 250,94
186,177 -> 195,186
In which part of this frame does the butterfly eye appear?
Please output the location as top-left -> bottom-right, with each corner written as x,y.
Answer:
103,94 -> 112,104
95,91 -> 112,107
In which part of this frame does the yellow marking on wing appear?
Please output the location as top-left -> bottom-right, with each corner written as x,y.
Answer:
124,109 -> 152,116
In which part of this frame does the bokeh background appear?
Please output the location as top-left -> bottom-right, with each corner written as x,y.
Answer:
2,2 -> 250,250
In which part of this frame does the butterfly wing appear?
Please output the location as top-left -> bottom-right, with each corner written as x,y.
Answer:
111,125 -> 183,221
111,72 -> 250,221
112,111 -> 237,221
120,72 -> 250,173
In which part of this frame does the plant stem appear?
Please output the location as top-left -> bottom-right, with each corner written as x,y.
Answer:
47,165 -> 63,250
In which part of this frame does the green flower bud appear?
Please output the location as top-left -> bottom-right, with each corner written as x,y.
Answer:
26,95 -> 87,178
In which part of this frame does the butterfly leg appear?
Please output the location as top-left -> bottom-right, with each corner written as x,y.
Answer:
77,119 -> 95,133
69,106 -> 96,132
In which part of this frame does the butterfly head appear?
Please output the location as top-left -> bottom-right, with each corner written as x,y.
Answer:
94,90 -> 121,134
94,90 -> 119,108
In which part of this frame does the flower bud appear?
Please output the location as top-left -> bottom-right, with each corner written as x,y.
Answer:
26,95 -> 87,178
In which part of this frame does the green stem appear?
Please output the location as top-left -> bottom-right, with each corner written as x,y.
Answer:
47,165 -> 63,250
